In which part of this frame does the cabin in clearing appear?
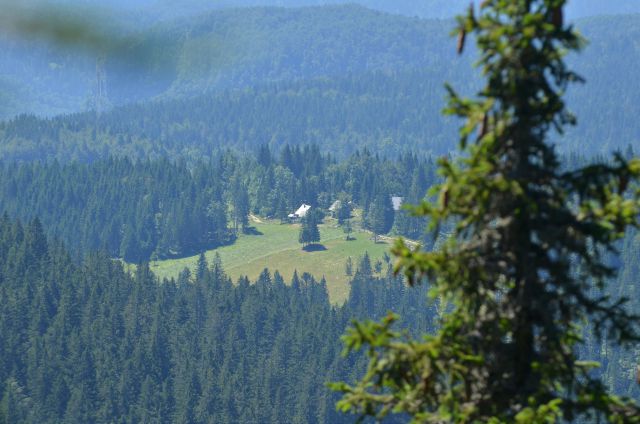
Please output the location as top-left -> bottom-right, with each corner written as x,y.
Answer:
288,203 -> 311,220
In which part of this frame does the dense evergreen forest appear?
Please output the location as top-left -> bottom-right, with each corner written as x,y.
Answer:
4,53 -> 640,161
0,215 -> 435,423
0,2 -> 639,422
0,148 -> 435,261
1,6 -> 639,151
0,206 -> 637,423
0,5 -> 458,119
0,70 -> 465,160
2,10 -> 640,160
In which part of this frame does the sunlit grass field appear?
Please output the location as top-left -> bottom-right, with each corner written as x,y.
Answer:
146,218 -> 392,304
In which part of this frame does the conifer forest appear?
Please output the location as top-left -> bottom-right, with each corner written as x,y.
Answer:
0,1 -> 639,423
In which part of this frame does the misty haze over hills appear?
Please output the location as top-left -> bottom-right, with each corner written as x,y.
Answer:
0,3 -> 639,157
2,0 -> 639,119
19,0 -> 640,20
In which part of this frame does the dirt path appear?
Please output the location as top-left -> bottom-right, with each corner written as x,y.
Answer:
249,214 -> 263,224
376,234 -> 420,249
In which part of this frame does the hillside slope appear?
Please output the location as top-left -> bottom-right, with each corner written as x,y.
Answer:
0,5 -> 457,120
147,219 -> 392,304
2,11 -> 640,161
1,11 -> 638,159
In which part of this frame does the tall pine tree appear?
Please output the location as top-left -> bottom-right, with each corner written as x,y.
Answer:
299,213 -> 320,249
333,1 -> 640,422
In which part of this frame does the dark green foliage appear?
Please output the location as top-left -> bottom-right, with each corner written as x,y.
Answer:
195,252 -> 208,280
356,252 -> 372,278
373,260 -> 382,274
365,194 -> 394,242
0,149 -> 435,261
0,157 -> 234,262
342,219 -> 353,241
299,211 -> 321,248
334,0 -> 640,422
335,200 -> 352,224
0,216 -> 433,423
230,175 -> 251,233
1,14 -> 640,160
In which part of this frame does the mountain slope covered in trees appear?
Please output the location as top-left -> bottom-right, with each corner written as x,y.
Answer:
0,3 -> 638,422
3,12 -> 640,162
0,150 -> 435,262
2,4 -> 639,129
0,209 -> 637,423
0,215 -> 435,423
0,5 -> 458,120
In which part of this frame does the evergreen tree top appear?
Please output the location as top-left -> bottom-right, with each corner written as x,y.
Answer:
334,0 -> 640,422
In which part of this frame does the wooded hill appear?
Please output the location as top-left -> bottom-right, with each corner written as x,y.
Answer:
0,209 -> 637,423
0,5 -> 458,119
0,149 -> 435,262
1,12 -> 639,160
0,215 -> 434,423
1,7 -> 639,160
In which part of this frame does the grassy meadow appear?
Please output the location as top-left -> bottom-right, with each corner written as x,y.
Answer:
146,217 -> 393,304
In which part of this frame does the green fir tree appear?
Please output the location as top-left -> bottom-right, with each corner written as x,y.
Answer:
298,213 -> 320,249
333,1 -> 640,422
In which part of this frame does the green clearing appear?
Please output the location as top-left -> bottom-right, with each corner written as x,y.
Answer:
147,218 -> 392,304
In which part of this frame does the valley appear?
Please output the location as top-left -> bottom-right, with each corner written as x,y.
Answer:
0,2 -> 638,422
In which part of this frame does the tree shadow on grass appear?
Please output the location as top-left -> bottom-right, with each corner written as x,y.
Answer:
302,244 -> 327,252
243,226 -> 264,236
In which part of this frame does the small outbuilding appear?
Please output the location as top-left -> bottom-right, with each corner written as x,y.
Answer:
391,196 -> 403,211
329,200 -> 341,213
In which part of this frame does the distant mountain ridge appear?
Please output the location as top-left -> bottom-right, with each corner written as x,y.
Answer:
24,0 -> 640,20
0,4 -> 459,120
1,2 -> 639,121
0,7 -> 638,161
2,12 -> 639,161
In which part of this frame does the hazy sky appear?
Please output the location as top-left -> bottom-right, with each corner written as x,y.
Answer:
10,0 -> 640,20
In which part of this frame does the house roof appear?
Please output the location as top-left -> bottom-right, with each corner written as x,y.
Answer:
329,200 -> 341,212
295,204 -> 311,217
391,196 -> 403,211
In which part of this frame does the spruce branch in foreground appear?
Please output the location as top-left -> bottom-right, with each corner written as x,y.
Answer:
332,0 -> 640,422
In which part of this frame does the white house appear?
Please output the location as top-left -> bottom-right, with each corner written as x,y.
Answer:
288,203 -> 311,219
